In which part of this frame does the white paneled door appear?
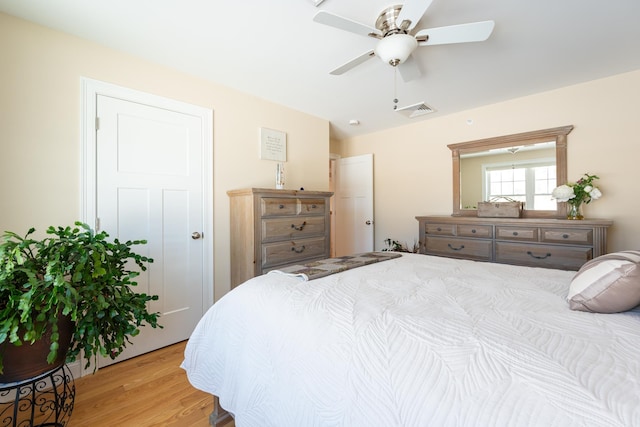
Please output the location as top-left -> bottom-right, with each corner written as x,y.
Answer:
94,93 -> 208,368
334,154 -> 374,256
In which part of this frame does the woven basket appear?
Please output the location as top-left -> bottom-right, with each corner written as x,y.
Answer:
477,199 -> 524,218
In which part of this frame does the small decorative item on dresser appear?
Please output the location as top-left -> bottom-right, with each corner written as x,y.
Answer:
276,163 -> 285,189
477,197 -> 524,218
552,173 -> 602,220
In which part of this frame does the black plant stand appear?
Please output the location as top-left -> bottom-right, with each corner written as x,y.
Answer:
0,364 -> 75,427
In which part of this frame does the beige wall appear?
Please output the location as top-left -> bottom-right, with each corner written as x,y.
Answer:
0,13 -> 330,300
336,69 -> 640,253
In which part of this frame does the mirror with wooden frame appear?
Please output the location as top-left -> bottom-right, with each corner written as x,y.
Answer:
448,125 -> 573,218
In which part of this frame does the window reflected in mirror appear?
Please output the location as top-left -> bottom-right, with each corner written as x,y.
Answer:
460,141 -> 556,210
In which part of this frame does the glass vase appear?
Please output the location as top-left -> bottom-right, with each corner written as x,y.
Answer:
567,203 -> 584,220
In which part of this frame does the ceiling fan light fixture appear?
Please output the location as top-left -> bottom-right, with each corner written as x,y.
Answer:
374,34 -> 417,66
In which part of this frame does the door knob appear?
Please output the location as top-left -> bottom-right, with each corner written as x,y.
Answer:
191,232 -> 202,240
365,220 -> 373,225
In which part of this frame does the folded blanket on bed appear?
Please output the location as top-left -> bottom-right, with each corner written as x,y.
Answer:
268,251 -> 402,281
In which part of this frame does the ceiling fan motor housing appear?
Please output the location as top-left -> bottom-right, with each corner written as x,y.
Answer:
375,5 -> 405,35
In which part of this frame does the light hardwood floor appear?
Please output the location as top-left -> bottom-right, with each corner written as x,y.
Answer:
71,341 -> 234,426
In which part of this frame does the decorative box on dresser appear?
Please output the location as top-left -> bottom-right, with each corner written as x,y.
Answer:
229,188 -> 333,287
416,216 -> 613,271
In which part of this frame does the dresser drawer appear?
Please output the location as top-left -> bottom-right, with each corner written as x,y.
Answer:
299,198 -> 326,215
541,228 -> 593,246
496,226 -> 538,242
425,236 -> 492,261
495,242 -> 591,270
261,237 -> 327,268
425,224 -> 456,236
457,224 -> 493,238
261,197 -> 298,216
261,216 -> 326,242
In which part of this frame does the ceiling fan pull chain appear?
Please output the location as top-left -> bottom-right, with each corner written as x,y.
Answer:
393,68 -> 398,110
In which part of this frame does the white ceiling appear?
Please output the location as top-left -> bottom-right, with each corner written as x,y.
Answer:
2,0 -> 639,140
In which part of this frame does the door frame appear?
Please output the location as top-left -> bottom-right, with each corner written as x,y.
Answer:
80,77 -> 215,312
329,153 -> 340,257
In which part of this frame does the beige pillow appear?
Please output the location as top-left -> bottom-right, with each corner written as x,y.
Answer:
568,250 -> 640,313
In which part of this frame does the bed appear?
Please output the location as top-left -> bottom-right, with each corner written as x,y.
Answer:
182,253 -> 640,427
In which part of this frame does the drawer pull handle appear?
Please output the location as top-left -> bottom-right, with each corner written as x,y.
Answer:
291,245 -> 306,254
437,227 -> 442,232
512,231 -> 519,236
562,234 -> 569,239
291,221 -> 307,231
471,229 -> 477,234
527,251 -> 551,260
279,204 -> 285,209
311,204 -> 317,209
448,243 -> 465,251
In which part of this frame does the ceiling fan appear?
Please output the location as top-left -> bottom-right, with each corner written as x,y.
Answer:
313,0 -> 495,82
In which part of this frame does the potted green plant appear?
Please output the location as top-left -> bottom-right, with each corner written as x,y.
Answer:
0,222 -> 160,382
382,238 -> 420,253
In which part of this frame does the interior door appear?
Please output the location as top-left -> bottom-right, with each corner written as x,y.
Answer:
334,154 -> 374,256
95,94 -> 206,367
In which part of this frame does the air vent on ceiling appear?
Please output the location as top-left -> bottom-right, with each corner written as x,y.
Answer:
395,102 -> 436,119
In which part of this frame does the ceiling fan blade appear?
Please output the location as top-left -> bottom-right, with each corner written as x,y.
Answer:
313,10 -> 382,38
396,0 -> 434,31
416,20 -> 495,46
329,50 -> 376,75
398,55 -> 421,82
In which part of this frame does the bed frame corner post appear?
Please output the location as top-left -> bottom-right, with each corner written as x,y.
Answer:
210,395 -> 232,426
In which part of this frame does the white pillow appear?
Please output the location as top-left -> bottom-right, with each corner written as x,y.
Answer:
568,250 -> 640,313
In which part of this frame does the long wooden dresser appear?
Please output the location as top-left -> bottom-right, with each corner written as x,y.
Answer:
229,188 -> 333,287
416,216 -> 613,271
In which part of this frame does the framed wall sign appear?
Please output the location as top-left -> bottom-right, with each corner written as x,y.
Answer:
260,127 -> 287,162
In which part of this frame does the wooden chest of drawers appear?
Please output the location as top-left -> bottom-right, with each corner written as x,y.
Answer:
229,188 -> 332,287
416,216 -> 612,270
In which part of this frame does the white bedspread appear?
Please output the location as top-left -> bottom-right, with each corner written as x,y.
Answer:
182,254 -> 640,427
